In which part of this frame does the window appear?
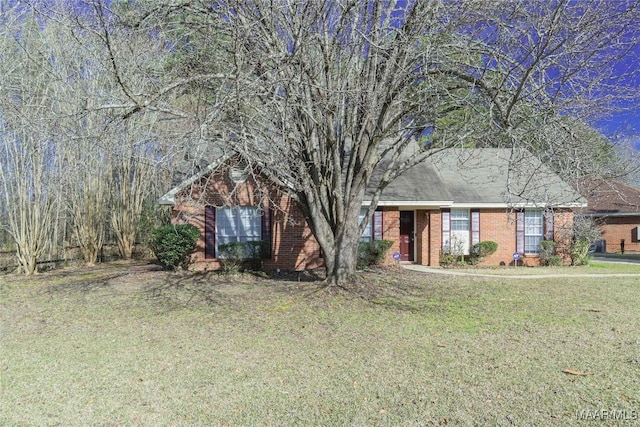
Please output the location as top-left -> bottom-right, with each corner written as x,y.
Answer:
359,209 -> 373,242
524,209 -> 543,254
204,205 -> 271,259
359,208 -> 384,242
516,209 -> 549,255
443,209 -> 480,255
216,206 -> 261,254
450,209 -> 470,255
451,209 -> 469,231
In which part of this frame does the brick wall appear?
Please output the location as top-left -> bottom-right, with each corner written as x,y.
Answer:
472,208 -> 518,266
172,164 -> 322,271
381,208 -> 400,259
171,162 -> 579,269
415,210 -> 429,265
553,210 -> 575,264
429,208 -> 576,267
599,217 -> 640,253
265,196 -> 323,271
427,209 -> 441,266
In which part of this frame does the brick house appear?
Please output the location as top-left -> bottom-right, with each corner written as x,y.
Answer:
158,148 -> 586,270
576,178 -> 640,254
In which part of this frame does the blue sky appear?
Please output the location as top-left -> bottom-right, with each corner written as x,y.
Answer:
593,40 -> 640,150
596,113 -> 640,150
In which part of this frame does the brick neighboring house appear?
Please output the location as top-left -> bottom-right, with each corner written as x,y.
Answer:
576,178 -> 640,254
158,148 -> 586,270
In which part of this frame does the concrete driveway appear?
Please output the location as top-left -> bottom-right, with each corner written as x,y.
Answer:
592,255 -> 640,264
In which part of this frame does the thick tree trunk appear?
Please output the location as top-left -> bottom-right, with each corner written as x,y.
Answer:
80,239 -> 100,267
326,234 -> 359,286
16,245 -> 38,276
113,227 -> 135,260
319,202 -> 363,287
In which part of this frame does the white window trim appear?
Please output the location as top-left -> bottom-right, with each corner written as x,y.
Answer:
215,206 -> 262,256
450,208 -> 470,255
524,209 -> 543,254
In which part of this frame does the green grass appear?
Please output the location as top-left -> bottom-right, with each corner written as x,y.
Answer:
445,261 -> 640,276
1,263 -> 639,426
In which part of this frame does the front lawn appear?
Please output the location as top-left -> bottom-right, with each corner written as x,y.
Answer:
1,263 -> 639,426
432,261 -> 640,276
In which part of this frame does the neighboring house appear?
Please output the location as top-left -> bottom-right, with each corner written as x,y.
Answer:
158,148 -> 586,270
576,178 -> 640,254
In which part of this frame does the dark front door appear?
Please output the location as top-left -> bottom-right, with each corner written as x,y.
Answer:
399,211 -> 415,262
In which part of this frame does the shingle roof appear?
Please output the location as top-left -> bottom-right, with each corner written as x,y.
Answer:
368,148 -> 586,208
160,147 -> 586,208
575,177 -> 640,216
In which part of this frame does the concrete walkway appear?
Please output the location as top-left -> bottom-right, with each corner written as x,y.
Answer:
402,263 -> 640,279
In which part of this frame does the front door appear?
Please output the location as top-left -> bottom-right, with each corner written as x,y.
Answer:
399,211 -> 415,262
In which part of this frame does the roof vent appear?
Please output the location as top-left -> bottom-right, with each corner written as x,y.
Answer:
229,164 -> 249,183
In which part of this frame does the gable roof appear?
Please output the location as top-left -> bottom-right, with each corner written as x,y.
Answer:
368,148 -> 586,208
158,157 -> 227,205
160,147 -> 586,209
575,177 -> 640,216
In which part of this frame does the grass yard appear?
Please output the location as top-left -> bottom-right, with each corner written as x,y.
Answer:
432,260 -> 640,276
1,262 -> 639,426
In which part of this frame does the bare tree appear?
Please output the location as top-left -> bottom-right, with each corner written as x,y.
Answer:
39,7 -> 115,267
109,120 -> 164,260
0,7 -> 66,275
0,1 -> 176,271
82,1 -> 640,284
0,127 -> 62,275
62,133 -> 111,266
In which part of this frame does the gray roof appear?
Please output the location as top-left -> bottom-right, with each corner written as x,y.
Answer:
160,147 -> 586,208
368,148 -> 586,208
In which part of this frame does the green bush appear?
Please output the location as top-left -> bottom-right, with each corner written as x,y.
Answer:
439,251 -> 456,268
571,240 -> 591,266
151,224 -> 200,270
357,240 -> 393,269
470,241 -> 498,264
218,240 -> 270,273
547,255 -> 563,267
539,240 -> 557,266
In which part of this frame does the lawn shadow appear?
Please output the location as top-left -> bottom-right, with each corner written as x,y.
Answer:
336,267 -> 492,312
144,269 -> 327,311
33,262 -> 156,293
29,261 -> 486,315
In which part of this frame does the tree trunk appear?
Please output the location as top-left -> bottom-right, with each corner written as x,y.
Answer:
112,222 -> 135,260
16,245 -> 38,276
326,233 -> 359,287
316,200 -> 363,287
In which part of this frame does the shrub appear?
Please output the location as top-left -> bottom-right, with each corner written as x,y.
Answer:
439,251 -> 456,268
552,216 -> 602,262
538,240 -> 557,266
151,224 -> 200,270
547,255 -> 563,267
571,240 -> 591,266
218,240 -> 270,273
218,242 -> 246,273
470,241 -> 498,264
357,240 -> 393,269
